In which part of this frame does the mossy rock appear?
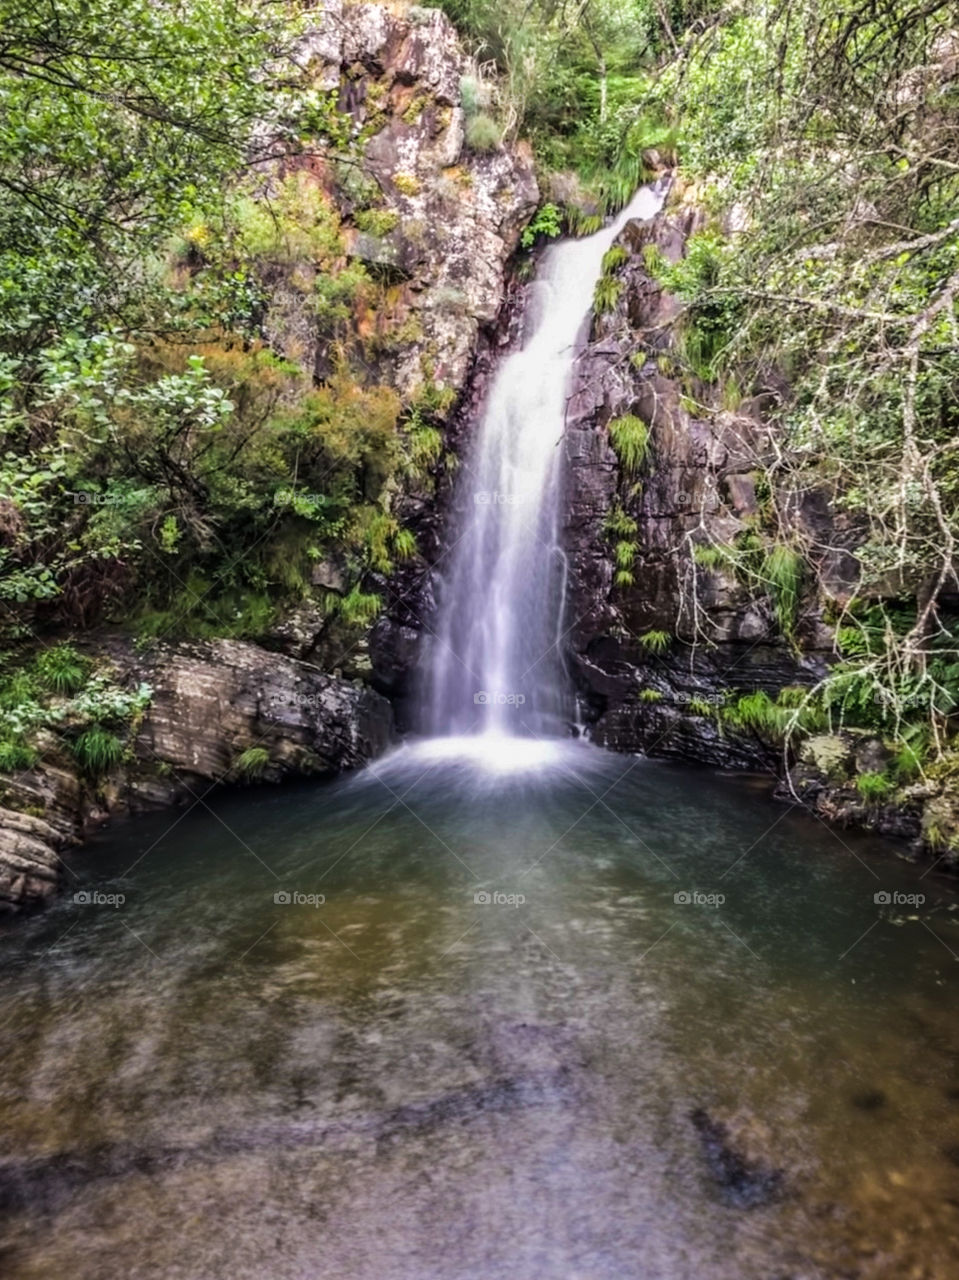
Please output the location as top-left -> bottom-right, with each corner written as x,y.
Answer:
799,733 -> 852,781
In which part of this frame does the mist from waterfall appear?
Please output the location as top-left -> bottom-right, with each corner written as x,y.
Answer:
425,186 -> 664,744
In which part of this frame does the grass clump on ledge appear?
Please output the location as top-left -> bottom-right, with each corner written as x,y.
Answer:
235,746 -> 270,780
71,726 -> 124,777
608,414 -> 650,474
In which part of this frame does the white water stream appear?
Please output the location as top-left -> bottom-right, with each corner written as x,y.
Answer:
425,185 -> 664,753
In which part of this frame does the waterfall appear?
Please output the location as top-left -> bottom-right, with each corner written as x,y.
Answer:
425,186 -> 665,744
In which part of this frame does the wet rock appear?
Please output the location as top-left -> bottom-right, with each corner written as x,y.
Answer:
0,808 -> 69,913
119,637 -> 395,786
690,1106 -> 786,1208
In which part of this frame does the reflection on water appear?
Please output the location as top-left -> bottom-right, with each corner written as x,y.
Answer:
1,740 -> 958,1279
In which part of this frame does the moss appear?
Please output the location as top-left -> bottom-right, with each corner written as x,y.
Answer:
393,173 -> 421,197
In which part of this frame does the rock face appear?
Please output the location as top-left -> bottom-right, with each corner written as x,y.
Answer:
275,0 -> 539,398
122,638 -> 394,794
561,200 -> 839,768
0,809 -> 68,914
0,638 -> 394,912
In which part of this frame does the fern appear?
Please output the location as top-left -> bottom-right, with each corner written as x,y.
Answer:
608,414 -> 650,474
638,629 -> 670,654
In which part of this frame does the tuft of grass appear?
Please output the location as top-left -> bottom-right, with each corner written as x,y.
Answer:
638,629 -> 670,654
693,544 -> 729,570
601,245 -> 629,273
608,414 -> 650,474
762,546 -> 804,638
465,113 -> 500,152
35,644 -> 89,695
593,274 -> 624,315
856,771 -> 894,802
687,697 -> 715,717
392,528 -> 418,561
725,690 -> 790,738
614,569 -> 635,588
638,688 -> 663,703
332,587 -> 382,627
615,540 -> 636,571
72,726 -> 123,777
235,746 -> 270,779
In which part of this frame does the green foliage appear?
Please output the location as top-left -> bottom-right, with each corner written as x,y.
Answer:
0,740 -> 38,773
608,414 -> 650,474
593,274 -> 624,316
465,113 -> 501,153
856,771 -> 894,803
761,547 -> 804,639
71,726 -> 124,777
638,629 -> 670,654
521,203 -> 563,250
35,645 -> 89,695
235,746 -> 270,779
638,687 -> 663,703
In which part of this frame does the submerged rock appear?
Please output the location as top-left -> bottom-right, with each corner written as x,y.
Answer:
690,1106 -> 786,1208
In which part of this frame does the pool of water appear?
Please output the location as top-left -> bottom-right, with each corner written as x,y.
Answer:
1,739 -> 958,1278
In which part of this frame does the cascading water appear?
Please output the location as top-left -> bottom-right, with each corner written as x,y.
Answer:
426,185 -> 665,744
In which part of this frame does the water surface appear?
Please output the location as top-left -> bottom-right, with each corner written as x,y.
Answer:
1,741 -> 959,1279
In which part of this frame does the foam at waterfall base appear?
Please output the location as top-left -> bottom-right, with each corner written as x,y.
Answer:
366,733 -> 608,781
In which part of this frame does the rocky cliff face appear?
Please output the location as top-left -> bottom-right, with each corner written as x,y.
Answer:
561,191 -> 955,861
270,0 -> 538,399
562,201 -> 830,767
